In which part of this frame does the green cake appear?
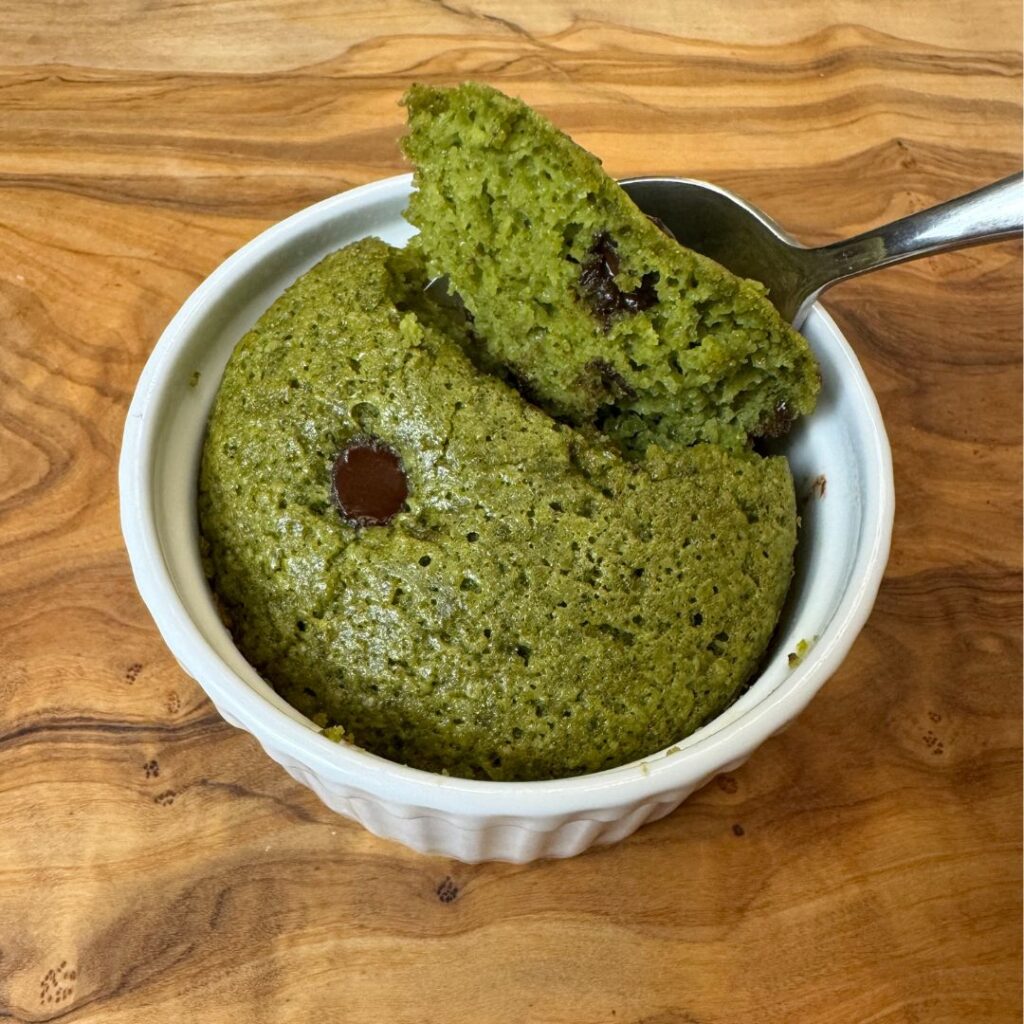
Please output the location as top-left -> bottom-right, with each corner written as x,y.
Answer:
402,82 -> 819,454
199,238 -> 798,781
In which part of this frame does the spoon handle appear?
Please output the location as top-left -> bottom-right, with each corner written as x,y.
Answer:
795,173 -> 1023,324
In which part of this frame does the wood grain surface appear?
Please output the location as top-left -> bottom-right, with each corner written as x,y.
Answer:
1,3 -> 1021,1022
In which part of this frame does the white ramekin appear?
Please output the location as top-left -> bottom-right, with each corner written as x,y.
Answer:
119,174 -> 894,863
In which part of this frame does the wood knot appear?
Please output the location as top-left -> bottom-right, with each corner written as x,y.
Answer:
436,876 -> 459,904
39,961 -> 77,1006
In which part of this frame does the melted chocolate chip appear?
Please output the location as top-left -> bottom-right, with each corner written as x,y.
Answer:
757,401 -> 795,439
578,233 -> 659,330
586,358 -> 637,401
332,438 -> 408,526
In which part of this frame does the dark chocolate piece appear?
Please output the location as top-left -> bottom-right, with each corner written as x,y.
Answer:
578,233 -> 659,330
332,438 -> 408,526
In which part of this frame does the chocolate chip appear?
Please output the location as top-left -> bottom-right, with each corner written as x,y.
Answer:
757,401 -> 794,439
586,358 -> 637,401
332,438 -> 408,527
577,233 -> 659,330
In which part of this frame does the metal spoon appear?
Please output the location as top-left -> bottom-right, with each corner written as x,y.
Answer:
620,173 -> 1023,327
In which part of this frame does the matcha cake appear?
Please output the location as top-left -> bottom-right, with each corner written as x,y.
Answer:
199,238 -> 798,781
402,82 -> 819,454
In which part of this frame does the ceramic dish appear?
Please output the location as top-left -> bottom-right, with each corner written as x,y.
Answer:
119,173 -> 894,863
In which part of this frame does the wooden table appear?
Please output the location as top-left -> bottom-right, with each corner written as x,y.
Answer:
2,3 -> 1021,1021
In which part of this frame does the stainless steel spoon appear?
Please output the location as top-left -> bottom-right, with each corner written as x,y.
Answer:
620,173 -> 1023,327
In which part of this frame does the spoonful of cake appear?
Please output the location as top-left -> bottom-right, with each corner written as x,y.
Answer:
410,82 -> 1018,451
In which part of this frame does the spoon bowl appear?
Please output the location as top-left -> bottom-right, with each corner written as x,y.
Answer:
621,173 -> 1022,327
